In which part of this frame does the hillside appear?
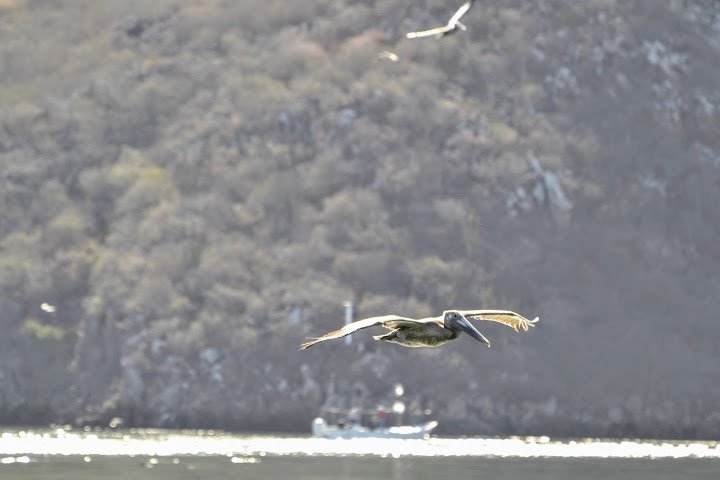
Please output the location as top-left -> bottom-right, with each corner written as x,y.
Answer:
1,0 -> 719,438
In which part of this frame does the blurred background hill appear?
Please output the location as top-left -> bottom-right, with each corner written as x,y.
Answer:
1,0 -> 719,438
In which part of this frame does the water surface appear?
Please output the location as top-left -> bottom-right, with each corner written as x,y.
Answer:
1,427 -> 717,479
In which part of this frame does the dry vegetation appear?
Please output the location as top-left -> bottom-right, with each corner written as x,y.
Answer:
1,0 -> 719,438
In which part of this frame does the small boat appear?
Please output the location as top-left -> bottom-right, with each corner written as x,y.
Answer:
311,417 -> 438,439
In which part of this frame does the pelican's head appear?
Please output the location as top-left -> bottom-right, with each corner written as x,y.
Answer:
443,310 -> 491,347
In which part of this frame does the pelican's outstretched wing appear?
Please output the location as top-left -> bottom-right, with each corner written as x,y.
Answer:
299,315 -> 416,350
459,310 -> 539,332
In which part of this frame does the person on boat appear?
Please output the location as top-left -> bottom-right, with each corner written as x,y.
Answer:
377,408 -> 387,429
409,401 -> 422,426
348,407 -> 361,427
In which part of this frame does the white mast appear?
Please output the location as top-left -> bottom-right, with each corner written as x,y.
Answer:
343,301 -> 353,345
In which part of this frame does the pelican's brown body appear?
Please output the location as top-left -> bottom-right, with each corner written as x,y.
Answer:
373,317 -> 464,347
300,309 -> 538,350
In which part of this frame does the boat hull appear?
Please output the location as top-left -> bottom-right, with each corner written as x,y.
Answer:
312,418 -> 438,439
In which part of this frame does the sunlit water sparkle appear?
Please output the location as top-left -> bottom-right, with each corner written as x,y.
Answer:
0,427 -> 718,461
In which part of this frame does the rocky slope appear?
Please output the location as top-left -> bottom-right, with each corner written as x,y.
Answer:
1,0 -> 719,438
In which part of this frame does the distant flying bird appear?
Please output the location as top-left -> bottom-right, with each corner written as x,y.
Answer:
299,309 -> 537,350
376,50 -> 400,62
41,302 -> 56,313
406,0 -> 477,39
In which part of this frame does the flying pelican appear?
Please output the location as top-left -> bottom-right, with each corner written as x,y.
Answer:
299,309 -> 537,350
406,0 -> 477,39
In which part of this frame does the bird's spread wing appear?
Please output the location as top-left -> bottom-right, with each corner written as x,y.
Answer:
406,25 -> 453,39
448,0 -> 475,26
459,310 -> 539,332
383,318 -> 432,329
299,315 -> 416,350
407,0 -> 475,38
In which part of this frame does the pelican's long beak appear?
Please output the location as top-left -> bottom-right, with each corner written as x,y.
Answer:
457,315 -> 491,347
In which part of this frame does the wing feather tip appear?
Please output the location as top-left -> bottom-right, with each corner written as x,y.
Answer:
299,338 -> 320,350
